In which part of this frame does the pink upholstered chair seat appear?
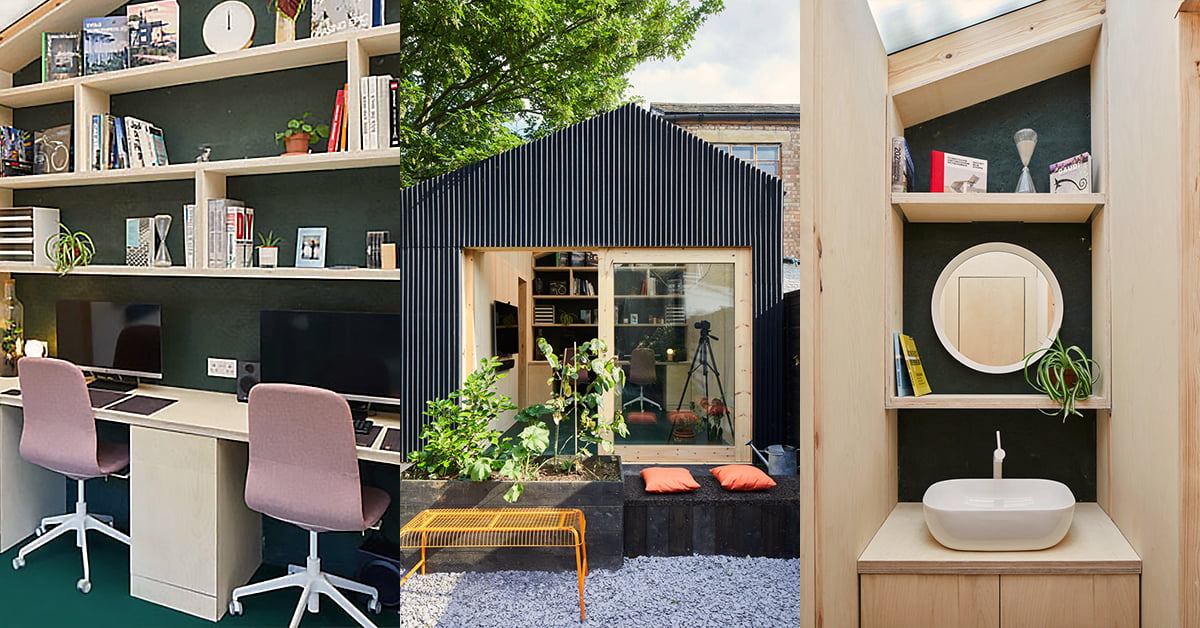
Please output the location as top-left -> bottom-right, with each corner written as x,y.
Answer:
95,442 -> 130,476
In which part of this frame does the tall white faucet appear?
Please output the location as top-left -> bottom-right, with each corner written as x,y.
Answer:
993,431 -> 1005,480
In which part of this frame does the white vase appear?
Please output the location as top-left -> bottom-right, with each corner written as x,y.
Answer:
258,247 -> 278,268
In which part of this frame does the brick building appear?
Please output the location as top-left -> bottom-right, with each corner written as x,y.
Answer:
650,103 -> 801,261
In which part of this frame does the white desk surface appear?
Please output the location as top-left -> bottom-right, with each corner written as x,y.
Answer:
858,503 -> 1142,575
0,377 -> 404,466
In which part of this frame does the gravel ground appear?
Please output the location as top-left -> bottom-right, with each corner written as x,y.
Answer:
399,554 -> 800,627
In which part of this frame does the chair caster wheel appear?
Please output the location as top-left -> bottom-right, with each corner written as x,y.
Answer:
35,526 -> 45,537
368,598 -> 382,614
11,557 -> 24,570
228,600 -> 243,616
77,579 -> 91,594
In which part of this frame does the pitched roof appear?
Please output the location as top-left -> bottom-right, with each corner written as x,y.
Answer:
650,103 -> 801,122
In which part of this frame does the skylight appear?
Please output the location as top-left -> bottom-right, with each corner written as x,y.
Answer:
0,1 -> 43,35
869,0 -> 1045,54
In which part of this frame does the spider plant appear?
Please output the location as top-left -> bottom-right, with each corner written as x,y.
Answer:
1022,335 -> 1099,421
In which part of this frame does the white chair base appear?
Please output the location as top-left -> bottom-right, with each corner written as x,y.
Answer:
623,385 -> 663,411
230,530 -> 381,628
11,479 -> 130,593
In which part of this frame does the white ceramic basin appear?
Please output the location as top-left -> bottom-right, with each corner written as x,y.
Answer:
922,478 -> 1075,551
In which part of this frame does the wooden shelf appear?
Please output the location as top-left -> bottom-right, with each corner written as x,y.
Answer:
892,193 -> 1105,223
1,264 -> 401,281
0,149 -> 399,189
532,324 -> 597,328
0,24 -> 402,108
531,266 -> 598,271
885,394 -> 1110,410
616,323 -> 687,328
532,295 -> 597,299
615,294 -> 684,299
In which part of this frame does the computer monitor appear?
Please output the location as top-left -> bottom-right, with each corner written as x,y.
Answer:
55,300 -> 162,380
493,300 -> 519,357
259,310 -> 402,405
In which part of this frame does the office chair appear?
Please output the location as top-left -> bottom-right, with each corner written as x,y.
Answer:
622,347 -> 662,411
229,383 -> 389,628
10,357 -> 131,594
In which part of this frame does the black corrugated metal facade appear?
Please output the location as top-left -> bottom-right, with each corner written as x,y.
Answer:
399,103 -> 785,455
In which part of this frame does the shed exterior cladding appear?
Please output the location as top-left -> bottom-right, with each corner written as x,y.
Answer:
398,103 -> 785,455
651,103 -> 801,260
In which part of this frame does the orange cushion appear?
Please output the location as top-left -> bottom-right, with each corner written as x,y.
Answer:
640,467 -> 701,493
711,465 -> 777,491
626,411 -> 657,424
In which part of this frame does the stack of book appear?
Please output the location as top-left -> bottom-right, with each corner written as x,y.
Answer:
311,0 -> 385,37
534,305 -> 556,325
91,115 -> 168,170
203,198 -> 255,269
43,2 -> 179,83
359,75 -> 399,150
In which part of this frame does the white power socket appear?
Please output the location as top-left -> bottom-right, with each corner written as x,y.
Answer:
207,357 -> 237,378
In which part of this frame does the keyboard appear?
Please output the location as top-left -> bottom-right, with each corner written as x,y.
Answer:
354,416 -> 374,435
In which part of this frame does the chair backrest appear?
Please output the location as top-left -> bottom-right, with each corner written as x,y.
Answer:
563,347 -> 590,385
17,357 -> 101,478
630,347 -> 656,386
244,383 -> 366,532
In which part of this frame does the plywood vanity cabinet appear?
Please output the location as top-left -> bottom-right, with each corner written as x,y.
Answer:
859,505 -> 1141,628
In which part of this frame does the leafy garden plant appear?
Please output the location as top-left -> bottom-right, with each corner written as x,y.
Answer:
1022,335 -> 1099,421
45,222 -> 95,275
275,112 -> 330,147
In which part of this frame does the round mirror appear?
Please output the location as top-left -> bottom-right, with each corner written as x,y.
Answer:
931,242 -> 1063,374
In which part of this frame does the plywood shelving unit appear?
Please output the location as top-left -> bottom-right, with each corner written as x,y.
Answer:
0,21 -> 401,280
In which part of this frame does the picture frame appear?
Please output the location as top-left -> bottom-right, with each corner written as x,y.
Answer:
295,227 -> 327,268
630,313 -> 639,324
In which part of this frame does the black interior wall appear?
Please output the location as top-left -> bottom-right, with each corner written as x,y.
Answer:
6,6 -> 402,565
904,67 -> 1091,194
898,68 -> 1097,501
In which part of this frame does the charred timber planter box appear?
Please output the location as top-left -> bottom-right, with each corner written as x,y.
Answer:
400,456 -> 624,572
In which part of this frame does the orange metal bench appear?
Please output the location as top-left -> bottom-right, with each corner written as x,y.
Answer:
399,508 -> 589,620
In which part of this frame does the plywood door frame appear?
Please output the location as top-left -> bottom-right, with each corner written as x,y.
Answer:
1179,10 -> 1200,625
605,247 -> 753,463
460,249 -> 478,382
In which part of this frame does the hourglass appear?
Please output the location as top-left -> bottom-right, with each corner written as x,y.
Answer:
1014,128 -> 1038,193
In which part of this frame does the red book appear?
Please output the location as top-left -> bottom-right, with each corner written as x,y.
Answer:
929,150 -> 988,193
328,88 -> 345,153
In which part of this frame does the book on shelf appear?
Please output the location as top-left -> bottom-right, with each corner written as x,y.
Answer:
206,198 -> 243,268
125,217 -> 154,267
83,16 -> 130,76
359,75 -> 397,150
328,87 -> 346,152
312,0 -> 384,37
34,124 -> 72,175
930,150 -> 987,193
897,333 -> 931,397
389,78 -> 400,148
97,116 -> 167,170
893,333 -> 913,397
1,128 -> 34,177
890,137 -> 915,193
229,206 -> 254,268
366,230 -> 388,268
1049,152 -> 1091,194
42,32 -> 82,82
182,203 -> 195,268
127,1 -> 180,68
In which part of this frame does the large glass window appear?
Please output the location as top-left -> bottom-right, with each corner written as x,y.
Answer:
614,262 -> 736,447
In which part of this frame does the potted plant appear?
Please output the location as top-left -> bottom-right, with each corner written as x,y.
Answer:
275,113 -> 330,155
256,231 -> 282,268
0,318 -> 21,377
1022,335 -> 1100,420
270,0 -> 304,43
45,222 -> 95,275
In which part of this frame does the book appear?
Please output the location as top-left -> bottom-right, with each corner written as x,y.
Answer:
34,124 -> 72,175
366,230 -> 388,268
897,334 -> 932,397
127,1 -> 179,68
1049,152 -> 1091,194
312,0 -> 380,37
232,206 -> 254,268
389,78 -> 400,148
83,16 -> 129,75
42,32 -> 82,82
183,203 -> 195,268
930,150 -> 987,193
148,124 -> 169,165
890,136 -> 915,193
91,114 -> 102,170
125,217 -> 154,266
366,76 -> 378,150
123,116 -> 150,168
328,88 -> 345,152
206,198 -> 242,268
893,333 -> 913,397
1,128 -> 33,177
375,75 -> 393,149
112,117 -> 129,169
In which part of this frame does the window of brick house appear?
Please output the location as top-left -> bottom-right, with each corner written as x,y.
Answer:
715,144 -> 780,176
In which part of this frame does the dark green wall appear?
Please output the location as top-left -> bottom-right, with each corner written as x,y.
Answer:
7,5 -> 402,567
904,67 -> 1091,194
899,69 -> 1097,501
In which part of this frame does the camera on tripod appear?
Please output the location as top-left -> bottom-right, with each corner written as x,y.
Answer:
694,319 -> 717,340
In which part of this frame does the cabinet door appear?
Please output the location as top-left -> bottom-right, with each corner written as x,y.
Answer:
1000,574 -> 1138,628
861,574 -> 999,628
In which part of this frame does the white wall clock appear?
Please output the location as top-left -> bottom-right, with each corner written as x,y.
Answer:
203,1 -> 257,54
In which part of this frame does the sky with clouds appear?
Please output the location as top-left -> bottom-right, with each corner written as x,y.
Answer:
627,0 -> 801,105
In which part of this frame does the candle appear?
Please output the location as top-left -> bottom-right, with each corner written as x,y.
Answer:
666,348 -> 675,362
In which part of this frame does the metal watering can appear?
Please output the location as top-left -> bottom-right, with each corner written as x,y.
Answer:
747,441 -> 797,476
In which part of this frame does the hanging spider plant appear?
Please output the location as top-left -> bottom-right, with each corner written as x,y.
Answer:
1022,335 -> 1099,421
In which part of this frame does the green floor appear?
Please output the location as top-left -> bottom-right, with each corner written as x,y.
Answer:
0,530 -> 399,628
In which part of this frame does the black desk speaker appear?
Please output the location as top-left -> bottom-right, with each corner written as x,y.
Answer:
236,360 -> 260,402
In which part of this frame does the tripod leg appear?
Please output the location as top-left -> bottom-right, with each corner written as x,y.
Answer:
675,342 -> 705,411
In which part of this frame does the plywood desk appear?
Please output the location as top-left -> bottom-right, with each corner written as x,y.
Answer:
0,378 -> 404,622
